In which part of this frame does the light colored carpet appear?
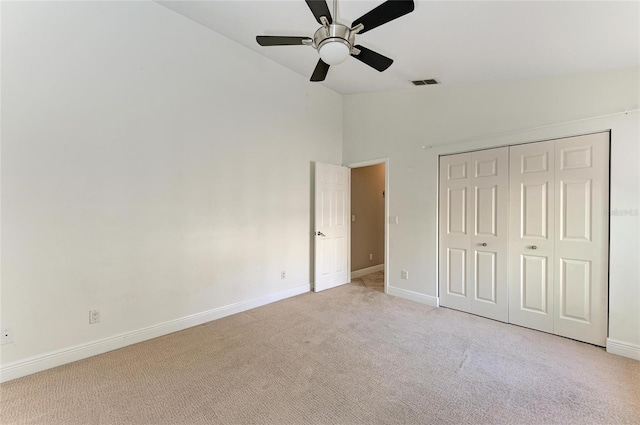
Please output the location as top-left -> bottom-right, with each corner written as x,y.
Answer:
350,271 -> 384,292
1,284 -> 639,425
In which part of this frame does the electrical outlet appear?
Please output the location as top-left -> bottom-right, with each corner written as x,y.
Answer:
1,328 -> 14,345
389,216 -> 399,224
401,270 -> 409,279
352,215 -> 356,222
369,253 -> 373,260
89,310 -> 101,324
281,271 -> 286,279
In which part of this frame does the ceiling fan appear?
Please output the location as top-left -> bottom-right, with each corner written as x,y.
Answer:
256,0 -> 415,82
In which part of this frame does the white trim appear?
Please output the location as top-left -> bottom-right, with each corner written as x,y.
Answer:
387,285 -> 438,307
606,338 -> 640,361
351,264 -> 384,279
347,158 -> 390,295
434,109 -> 639,149
0,284 -> 310,383
348,158 -> 388,168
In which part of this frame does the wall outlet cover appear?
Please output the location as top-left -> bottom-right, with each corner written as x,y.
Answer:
1,328 -> 14,345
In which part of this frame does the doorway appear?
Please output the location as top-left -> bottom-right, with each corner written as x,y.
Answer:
348,159 -> 389,293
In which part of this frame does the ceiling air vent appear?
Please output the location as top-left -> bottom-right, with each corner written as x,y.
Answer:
412,79 -> 439,86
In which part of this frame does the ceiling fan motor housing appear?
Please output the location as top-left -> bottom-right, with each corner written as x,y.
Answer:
313,24 -> 356,64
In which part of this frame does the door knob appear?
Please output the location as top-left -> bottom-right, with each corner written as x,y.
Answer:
530,245 -> 537,250
317,231 -> 326,237
481,243 -> 487,247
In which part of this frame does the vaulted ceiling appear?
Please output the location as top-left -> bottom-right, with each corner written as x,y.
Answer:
158,1 -> 640,95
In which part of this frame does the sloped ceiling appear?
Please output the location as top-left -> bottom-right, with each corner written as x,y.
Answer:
157,1 -> 640,95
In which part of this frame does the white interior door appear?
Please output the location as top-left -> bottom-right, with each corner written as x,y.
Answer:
439,153 -> 473,312
439,148 -> 509,321
470,147 -> 509,322
314,162 -> 350,292
553,133 -> 609,346
509,140 -> 556,333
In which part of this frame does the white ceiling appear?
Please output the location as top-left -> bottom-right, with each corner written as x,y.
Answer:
157,1 -> 640,95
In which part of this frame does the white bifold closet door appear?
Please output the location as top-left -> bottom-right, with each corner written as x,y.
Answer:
439,147 -> 509,322
439,132 -> 609,347
509,133 -> 609,346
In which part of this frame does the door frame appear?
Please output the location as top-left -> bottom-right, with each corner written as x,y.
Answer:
347,158 -> 390,294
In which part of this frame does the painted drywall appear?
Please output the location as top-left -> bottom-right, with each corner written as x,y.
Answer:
343,68 -> 640,352
0,0 -> 342,370
351,164 -> 385,271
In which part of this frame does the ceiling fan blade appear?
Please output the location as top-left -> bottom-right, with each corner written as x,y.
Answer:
256,36 -> 313,46
310,59 -> 330,82
351,0 -> 414,34
305,0 -> 332,24
351,45 -> 393,72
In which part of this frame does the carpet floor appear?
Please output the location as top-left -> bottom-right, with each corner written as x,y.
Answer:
1,284 -> 638,425
349,271 -> 384,292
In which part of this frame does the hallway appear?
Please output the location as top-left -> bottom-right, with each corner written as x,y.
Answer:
350,271 -> 384,293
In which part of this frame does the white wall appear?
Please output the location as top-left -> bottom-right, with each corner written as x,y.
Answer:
0,0 -> 342,377
343,68 -> 640,357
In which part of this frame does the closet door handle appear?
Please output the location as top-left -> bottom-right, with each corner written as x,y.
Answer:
530,245 -> 538,250
481,243 -> 487,247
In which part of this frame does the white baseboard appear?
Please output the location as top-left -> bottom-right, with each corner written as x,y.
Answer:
606,338 -> 640,360
0,284 -> 310,383
387,285 -> 438,307
351,264 -> 384,279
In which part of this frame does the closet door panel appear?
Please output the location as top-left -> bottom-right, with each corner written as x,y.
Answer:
439,154 -> 473,312
470,147 -> 509,322
553,132 -> 609,346
509,141 -> 555,333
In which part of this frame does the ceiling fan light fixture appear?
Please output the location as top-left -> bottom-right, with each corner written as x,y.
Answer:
318,39 -> 351,65
314,23 -> 353,66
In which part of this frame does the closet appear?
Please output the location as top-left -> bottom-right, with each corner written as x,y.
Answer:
438,132 -> 609,346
